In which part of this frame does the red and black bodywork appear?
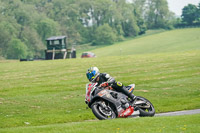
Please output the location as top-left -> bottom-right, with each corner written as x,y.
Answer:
85,83 -> 155,120
85,83 -> 143,119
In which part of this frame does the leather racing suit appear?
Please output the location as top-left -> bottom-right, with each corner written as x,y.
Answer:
96,73 -> 135,100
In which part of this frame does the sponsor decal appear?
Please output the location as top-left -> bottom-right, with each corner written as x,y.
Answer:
119,106 -> 134,117
106,93 -> 111,98
85,84 -> 92,102
98,90 -> 107,97
118,107 -> 125,116
129,87 -> 134,92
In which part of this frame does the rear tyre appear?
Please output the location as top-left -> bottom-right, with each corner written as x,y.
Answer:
91,101 -> 116,120
135,96 -> 155,117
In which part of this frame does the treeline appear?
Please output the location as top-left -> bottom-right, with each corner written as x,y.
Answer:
0,0 -> 191,59
176,3 -> 200,28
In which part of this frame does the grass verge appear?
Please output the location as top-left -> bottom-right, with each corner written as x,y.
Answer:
0,50 -> 199,128
0,114 -> 199,133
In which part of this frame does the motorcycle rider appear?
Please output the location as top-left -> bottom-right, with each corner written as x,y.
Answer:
86,67 -> 136,100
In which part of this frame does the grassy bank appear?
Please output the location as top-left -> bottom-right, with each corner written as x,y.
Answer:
0,114 -> 199,133
76,29 -> 167,57
0,50 -> 199,128
88,28 -> 200,57
0,28 -> 199,131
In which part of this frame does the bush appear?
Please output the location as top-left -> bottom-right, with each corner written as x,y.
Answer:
7,38 -> 28,59
93,24 -> 117,45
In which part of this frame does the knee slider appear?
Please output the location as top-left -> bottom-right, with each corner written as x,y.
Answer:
117,82 -> 123,87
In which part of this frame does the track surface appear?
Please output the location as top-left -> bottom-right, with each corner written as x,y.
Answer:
155,109 -> 200,117
86,109 -> 200,121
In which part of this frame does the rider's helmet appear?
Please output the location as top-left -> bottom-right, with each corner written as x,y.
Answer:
86,67 -> 100,82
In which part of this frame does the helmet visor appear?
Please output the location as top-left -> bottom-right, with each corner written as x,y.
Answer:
86,70 -> 96,81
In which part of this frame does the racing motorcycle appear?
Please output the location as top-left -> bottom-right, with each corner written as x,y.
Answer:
85,83 -> 155,120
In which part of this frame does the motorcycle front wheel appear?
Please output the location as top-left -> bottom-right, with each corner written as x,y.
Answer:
134,96 -> 155,117
91,100 -> 116,120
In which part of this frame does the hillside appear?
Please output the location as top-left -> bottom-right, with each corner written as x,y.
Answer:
81,28 -> 200,57
0,28 -> 200,132
0,51 -> 200,128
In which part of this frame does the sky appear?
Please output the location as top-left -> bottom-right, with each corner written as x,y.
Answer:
167,0 -> 200,16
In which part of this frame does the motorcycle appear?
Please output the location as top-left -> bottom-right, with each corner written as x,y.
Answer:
85,83 -> 155,120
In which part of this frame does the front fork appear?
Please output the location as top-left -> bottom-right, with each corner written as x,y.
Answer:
131,96 -> 140,111
132,96 -> 151,110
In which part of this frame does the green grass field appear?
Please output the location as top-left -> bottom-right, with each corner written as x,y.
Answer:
0,28 -> 200,132
79,28 -> 200,57
1,114 -> 200,133
76,29 -> 168,57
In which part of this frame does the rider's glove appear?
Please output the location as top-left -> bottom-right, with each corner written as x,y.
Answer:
85,99 -> 88,104
100,82 -> 109,87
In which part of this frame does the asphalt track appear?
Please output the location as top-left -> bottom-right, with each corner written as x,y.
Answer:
155,109 -> 200,116
87,109 -> 200,121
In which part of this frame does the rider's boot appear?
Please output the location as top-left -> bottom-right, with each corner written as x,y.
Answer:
115,82 -> 136,101
121,86 -> 136,101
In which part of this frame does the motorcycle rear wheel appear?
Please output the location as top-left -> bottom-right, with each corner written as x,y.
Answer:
91,100 -> 116,120
135,96 -> 155,117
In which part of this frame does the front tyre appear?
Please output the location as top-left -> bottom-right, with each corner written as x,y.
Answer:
91,100 -> 116,120
135,96 -> 155,117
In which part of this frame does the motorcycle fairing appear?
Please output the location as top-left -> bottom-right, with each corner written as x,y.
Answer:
85,83 -> 98,103
89,89 -> 123,107
85,83 -> 141,117
118,106 -> 134,117
89,89 -> 135,117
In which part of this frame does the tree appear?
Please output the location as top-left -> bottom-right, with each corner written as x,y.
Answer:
21,27 -> 45,58
122,16 -> 140,36
198,3 -> 200,20
66,25 -> 82,46
36,18 -> 61,43
117,1 -> 140,36
197,3 -> 200,23
132,0 -> 147,34
0,18 -> 20,57
14,10 -> 31,26
115,24 -> 125,41
181,4 -> 198,25
145,0 -> 170,29
7,38 -> 28,59
0,29 -> 11,58
0,0 -> 174,59
93,24 -> 117,45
